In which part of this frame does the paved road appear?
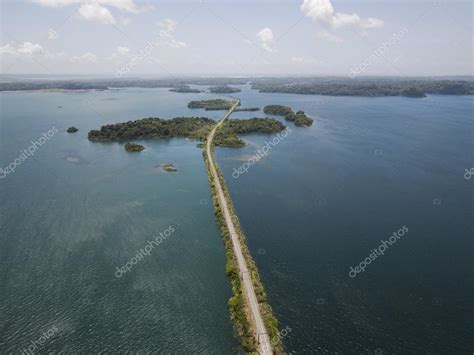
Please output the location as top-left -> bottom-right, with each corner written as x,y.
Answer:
206,100 -> 273,355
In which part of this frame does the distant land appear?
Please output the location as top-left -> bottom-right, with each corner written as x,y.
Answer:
169,85 -> 201,93
208,85 -> 242,94
1,76 -> 473,97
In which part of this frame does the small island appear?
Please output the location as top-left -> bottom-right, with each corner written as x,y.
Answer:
208,85 -> 241,94
67,126 -> 79,133
187,99 -> 236,110
235,107 -> 260,112
214,118 -> 286,147
263,105 -> 292,116
285,110 -> 313,127
124,142 -> 145,152
162,163 -> 177,172
169,85 -> 201,93
263,105 -> 314,127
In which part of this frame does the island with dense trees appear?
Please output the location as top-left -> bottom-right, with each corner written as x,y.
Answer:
67,126 -> 79,133
88,117 -> 214,141
124,142 -> 145,152
235,107 -> 260,112
208,85 -> 242,93
263,105 -> 314,127
263,105 -> 293,116
215,118 -> 286,147
187,99 -> 236,110
169,85 -> 201,93
88,116 -> 285,148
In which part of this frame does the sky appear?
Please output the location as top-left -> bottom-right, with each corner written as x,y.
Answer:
0,0 -> 472,77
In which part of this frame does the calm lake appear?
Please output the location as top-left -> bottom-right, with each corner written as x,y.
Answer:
0,85 -> 472,353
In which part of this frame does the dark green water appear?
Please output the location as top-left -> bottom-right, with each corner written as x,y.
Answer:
1,86 -> 473,353
218,88 -> 474,353
0,88 -> 239,353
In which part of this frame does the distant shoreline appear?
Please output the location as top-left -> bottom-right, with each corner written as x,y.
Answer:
1,77 -> 473,96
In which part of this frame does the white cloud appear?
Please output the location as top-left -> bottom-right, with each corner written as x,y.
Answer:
70,52 -> 98,63
98,0 -> 139,13
158,18 -> 177,32
1,42 -> 45,57
158,18 -> 187,48
317,30 -> 343,43
256,27 -> 275,52
31,0 -> 148,25
19,42 -> 45,55
116,46 -> 130,55
31,0 -> 79,7
360,17 -> 384,29
31,0 -> 141,12
46,29 -> 59,40
301,0 -> 384,30
78,3 -> 115,24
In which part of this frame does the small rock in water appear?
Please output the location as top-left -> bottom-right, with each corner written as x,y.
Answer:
162,164 -> 177,172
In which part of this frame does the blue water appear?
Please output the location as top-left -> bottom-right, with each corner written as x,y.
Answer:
1,86 -> 473,353
218,87 -> 474,353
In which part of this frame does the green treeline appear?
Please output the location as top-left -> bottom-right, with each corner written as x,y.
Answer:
263,105 -> 314,127
187,99 -> 236,110
88,116 -> 286,147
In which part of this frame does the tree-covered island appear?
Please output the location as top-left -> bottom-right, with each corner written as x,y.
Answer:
88,116 -> 286,148
263,105 -> 314,127
124,142 -> 145,152
208,85 -> 242,93
235,107 -> 260,112
169,85 -> 201,93
187,99 -> 236,110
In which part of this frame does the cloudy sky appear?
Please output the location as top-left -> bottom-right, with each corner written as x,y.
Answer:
0,0 -> 472,77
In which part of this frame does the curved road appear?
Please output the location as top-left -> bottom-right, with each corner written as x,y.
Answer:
206,100 -> 273,355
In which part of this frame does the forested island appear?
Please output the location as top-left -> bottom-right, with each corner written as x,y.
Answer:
215,118 -> 286,147
235,107 -> 260,112
208,85 -> 242,93
264,105 -> 314,127
124,142 -> 145,152
67,126 -> 79,133
88,116 -> 285,148
88,117 -> 214,141
187,99 -> 236,110
169,85 -> 201,93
